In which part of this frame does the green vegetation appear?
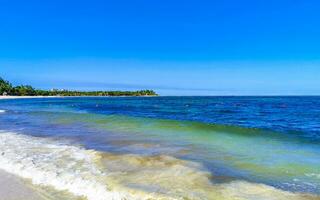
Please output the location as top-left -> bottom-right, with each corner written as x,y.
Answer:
0,77 -> 158,96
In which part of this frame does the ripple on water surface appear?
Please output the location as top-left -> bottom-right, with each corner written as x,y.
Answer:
0,131 -> 319,200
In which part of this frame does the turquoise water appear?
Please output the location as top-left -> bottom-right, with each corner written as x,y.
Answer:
0,97 -> 319,199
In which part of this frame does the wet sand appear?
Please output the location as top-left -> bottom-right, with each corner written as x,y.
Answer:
0,170 -> 44,200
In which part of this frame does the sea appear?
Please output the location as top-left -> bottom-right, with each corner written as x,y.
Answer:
0,96 -> 319,200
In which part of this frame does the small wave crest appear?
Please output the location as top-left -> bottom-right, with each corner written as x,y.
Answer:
0,110 -> 6,113
0,131 -> 127,200
0,131 -> 317,200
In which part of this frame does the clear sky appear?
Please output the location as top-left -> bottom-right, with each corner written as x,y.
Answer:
1,0 -> 320,95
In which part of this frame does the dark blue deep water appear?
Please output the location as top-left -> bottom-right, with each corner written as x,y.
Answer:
3,96 -> 320,136
76,96 -> 320,136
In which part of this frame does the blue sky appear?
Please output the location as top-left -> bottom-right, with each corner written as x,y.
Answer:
0,0 -> 320,95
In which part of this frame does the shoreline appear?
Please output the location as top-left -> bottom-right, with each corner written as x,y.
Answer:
0,170 -> 44,200
0,96 -> 61,100
0,95 -> 158,100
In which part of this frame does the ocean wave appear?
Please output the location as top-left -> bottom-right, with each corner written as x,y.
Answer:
0,131 -> 317,200
0,110 -> 6,113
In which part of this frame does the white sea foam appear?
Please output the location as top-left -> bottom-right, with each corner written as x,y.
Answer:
0,110 -> 6,113
0,131 -> 317,200
0,131 -> 129,200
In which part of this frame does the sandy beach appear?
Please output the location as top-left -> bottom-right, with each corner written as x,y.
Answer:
0,96 -> 60,100
0,170 -> 44,200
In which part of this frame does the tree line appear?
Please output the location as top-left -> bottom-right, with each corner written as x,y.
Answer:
0,77 -> 158,96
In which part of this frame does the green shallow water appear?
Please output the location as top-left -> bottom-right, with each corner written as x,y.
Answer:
29,111 -> 320,194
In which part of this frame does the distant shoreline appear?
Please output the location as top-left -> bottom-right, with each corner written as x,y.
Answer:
1,77 -> 158,97
0,95 -> 158,100
0,96 -> 60,100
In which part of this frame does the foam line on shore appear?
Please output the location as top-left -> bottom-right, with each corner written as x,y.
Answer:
0,131 -> 318,200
